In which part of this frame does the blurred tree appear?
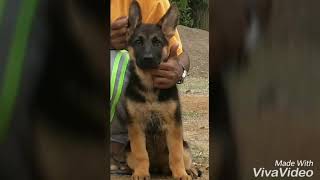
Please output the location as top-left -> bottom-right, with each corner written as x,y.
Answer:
190,0 -> 209,30
170,0 -> 194,28
170,0 -> 208,30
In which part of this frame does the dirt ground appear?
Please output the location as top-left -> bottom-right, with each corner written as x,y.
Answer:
111,26 -> 209,179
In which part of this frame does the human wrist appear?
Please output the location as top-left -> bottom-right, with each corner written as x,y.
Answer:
177,61 -> 187,84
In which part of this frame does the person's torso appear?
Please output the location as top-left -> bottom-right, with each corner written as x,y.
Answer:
111,0 -> 170,24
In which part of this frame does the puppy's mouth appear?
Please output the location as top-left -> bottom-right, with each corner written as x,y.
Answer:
136,60 -> 160,70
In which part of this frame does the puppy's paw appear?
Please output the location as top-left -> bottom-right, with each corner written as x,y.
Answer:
187,167 -> 202,179
131,173 -> 150,180
174,174 -> 192,180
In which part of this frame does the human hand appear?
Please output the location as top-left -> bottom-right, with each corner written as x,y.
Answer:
111,16 -> 128,50
151,44 -> 183,89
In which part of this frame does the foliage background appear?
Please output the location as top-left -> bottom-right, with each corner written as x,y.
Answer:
170,0 -> 209,30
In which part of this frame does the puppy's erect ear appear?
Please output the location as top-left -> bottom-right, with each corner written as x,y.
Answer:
158,4 -> 179,40
128,0 -> 142,39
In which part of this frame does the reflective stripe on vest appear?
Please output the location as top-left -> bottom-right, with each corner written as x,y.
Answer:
110,50 -> 129,123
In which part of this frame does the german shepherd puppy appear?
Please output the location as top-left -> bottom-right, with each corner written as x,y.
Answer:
124,1 -> 195,179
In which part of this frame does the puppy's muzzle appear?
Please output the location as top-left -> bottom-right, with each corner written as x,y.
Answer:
137,54 -> 160,69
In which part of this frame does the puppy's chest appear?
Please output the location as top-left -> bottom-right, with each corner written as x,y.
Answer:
126,91 -> 177,125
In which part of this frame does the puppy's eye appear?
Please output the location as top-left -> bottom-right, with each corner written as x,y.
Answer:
152,38 -> 161,47
134,38 -> 143,46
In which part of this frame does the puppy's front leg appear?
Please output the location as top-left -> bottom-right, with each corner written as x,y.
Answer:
166,124 -> 191,180
127,123 -> 150,180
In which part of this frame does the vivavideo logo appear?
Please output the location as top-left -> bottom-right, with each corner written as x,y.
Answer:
253,160 -> 314,178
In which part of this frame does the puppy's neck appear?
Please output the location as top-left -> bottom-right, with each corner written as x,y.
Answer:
134,66 -> 154,90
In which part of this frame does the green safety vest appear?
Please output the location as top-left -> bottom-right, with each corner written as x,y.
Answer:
110,50 -> 130,123
0,0 -> 38,142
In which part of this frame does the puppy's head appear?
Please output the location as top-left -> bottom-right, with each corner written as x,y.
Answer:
127,0 -> 179,70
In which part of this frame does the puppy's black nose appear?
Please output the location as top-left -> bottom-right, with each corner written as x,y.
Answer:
143,54 -> 153,61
